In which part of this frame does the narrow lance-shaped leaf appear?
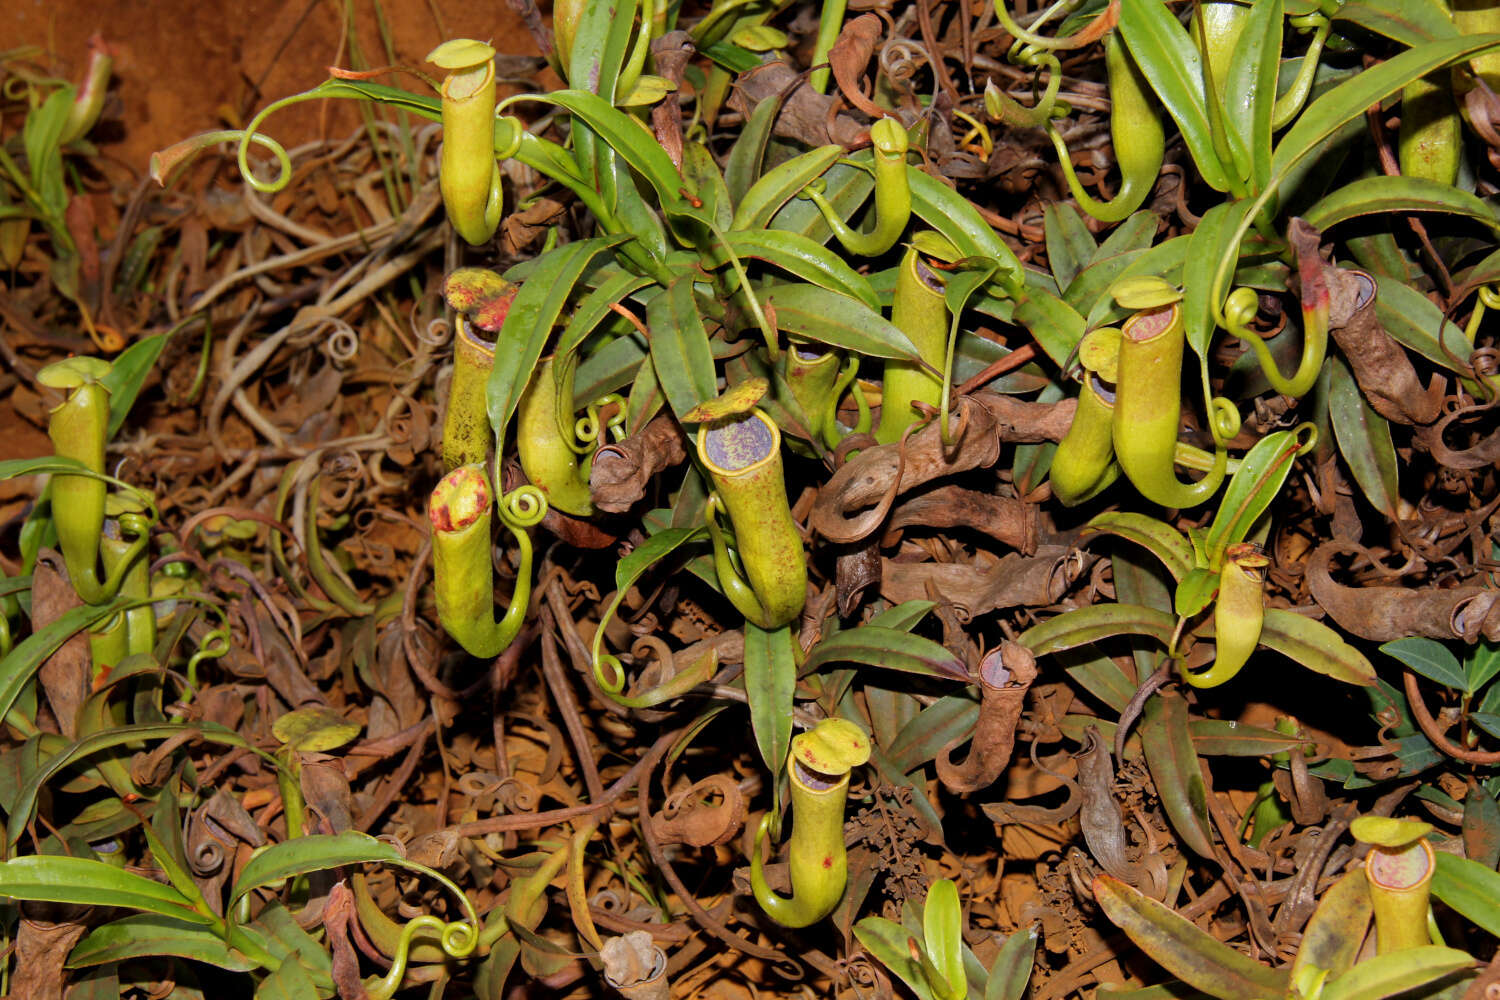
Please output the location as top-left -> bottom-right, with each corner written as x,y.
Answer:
1140,692 -> 1216,858
489,236 -> 630,444
1093,874 -> 1291,1000
743,622 -> 796,779
647,276 -> 718,419
1018,604 -> 1177,658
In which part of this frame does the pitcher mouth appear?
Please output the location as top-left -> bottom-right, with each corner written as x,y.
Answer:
699,409 -> 780,474
793,758 -> 844,792
1123,303 -> 1179,342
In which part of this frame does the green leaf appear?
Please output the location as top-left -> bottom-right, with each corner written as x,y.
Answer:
724,90 -> 783,206
1432,849 -> 1500,937
1014,282 -> 1087,368
1019,604 -> 1177,658
1467,641 -> 1500,698
1291,869 -> 1372,983
924,879 -> 965,1000
800,626 -> 966,680
1381,637 -> 1466,692
1060,649 -> 1137,714
725,233 -> 879,309
884,695 -> 981,774
0,855 -> 208,923
1043,203 -> 1096,291
1118,0 -> 1232,193
1084,512 -> 1194,582
568,0 -> 636,99
102,332 -> 170,440
68,914 -> 258,971
1094,874 -> 1290,1000
0,595 -> 131,735
1174,567 -> 1220,619
1328,356 -> 1400,519
1140,692 -> 1215,857
1215,32 -> 1500,316
1203,428 -> 1302,567
1183,200 -> 1255,358
1373,277 -> 1472,370
540,91 -> 703,221
856,916 -> 940,1000
1318,947 -> 1474,1000
647,276 -> 718,419
908,167 -> 1023,290
1303,175 -> 1498,234
6,723 -> 266,847
1260,609 -> 1376,685
731,145 -> 842,232
985,927 -> 1039,1000
230,831 -> 400,908
24,88 -> 72,219
743,622 -> 796,779
1335,0 -> 1459,47
1187,720 -> 1308,757
553,270 -> 653,366
867,600 -> 937,633
489,236 -> 629,444
256,957 -> 319,1000
764,283 -> 923,361
1223,0 -> 1280,192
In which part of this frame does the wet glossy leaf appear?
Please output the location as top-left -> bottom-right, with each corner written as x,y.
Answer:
1059,649 -> 1137,714
1335,0 -> 1459,46
908,167 -> 1023,290
1187,720 -> 1307,757
1260,609 -> 1376,685
1183,201 -> 1254,358
732,145 -> 842,232
1174,567 -> 1220,619
542,91 -> 704,221
744,622 -> 796,779
1118,0 -> 1230,192
1019,604 -> 1176,658
1093,874 -> 1290,1000
1223,0 -> 1280,191
1140,692 -> 1215,857
924,879 -> 965,1000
